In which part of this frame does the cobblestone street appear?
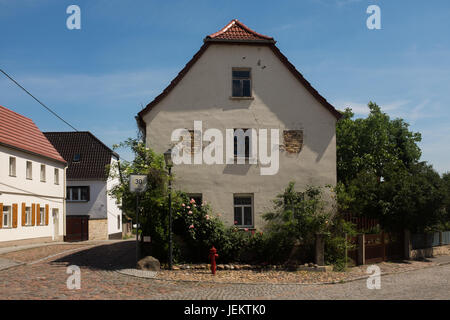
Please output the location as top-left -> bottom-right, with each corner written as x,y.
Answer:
1,240 -> 449,300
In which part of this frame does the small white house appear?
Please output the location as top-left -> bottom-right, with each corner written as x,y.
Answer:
0,105 -> 67,247
136,19 -> 341,230
44,131 -> 122,241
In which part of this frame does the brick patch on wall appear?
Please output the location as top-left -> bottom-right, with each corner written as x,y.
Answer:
282,130 -> 303,153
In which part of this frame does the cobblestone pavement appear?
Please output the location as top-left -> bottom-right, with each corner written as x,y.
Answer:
1,240 -> 449,300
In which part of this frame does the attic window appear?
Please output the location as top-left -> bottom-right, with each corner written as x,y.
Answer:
232,69 -> 251,97
73,154 -> 81,162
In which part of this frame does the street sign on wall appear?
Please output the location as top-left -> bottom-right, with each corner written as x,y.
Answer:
129,174 -> 148,193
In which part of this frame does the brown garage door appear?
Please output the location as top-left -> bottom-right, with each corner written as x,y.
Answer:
65,216 -> 89,242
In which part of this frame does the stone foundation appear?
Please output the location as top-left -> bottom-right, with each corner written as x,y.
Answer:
88,219 -> 108,240
411,244 -> 450,259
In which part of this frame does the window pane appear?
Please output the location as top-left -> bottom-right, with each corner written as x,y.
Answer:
232,79 -> 242,97
242,79 -> 251,97
245,136 -> 250,158
232,70 -> 250,79
9,157 -> 16,176
26,162 -> 32,179
234,207 -> 242,225
81,187 -> 89,201
244,207 -> 252,226
72,188 -> 79,200
234,197 -> 251,205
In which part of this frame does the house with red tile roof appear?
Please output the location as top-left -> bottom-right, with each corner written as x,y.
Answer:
44,131 -> 123,241
0,105 -> 67,246
137,19 -> 341,229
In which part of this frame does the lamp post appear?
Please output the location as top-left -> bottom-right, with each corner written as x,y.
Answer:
164,148 -> 173,270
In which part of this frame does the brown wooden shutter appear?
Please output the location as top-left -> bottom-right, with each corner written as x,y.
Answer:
0,203 -> 3,228
36,204 -> 41,226
32,204 -> 36,226
45,204 -> 49,225
22,203 -> 26,226
12,204 -> 18,228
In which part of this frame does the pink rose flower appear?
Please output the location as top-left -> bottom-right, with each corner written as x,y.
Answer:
187,206 -> 190,209
244,228 -> 249,232
190,199 -> 195,204
189,224 -> 194,229
181,203 -> 185,207
205,215 -> 210,220
188,211 -> 193,215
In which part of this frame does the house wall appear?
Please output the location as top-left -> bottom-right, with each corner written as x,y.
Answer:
107,158 -> 122,238
0,145 -> 65,243
142,43 -> 337,229
66,180 -> 107,219
67,159 -> 123,239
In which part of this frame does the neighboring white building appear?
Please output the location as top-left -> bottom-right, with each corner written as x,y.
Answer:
44,131 -> 122,240
0,105 -> 67,247
136,19 -> 342,230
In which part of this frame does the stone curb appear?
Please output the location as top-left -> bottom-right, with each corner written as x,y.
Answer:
115,260 -> 450,286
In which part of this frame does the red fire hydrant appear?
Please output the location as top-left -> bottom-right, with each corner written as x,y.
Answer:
209,246 -> 219,275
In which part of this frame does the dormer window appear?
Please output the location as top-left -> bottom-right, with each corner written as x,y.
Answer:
73,154 -> 81,162
232,69 -> 251,97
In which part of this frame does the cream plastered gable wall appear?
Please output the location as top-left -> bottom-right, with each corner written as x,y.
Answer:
143,43 -> 337,229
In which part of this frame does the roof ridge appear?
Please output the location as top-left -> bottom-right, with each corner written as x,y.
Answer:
205,19 -> 275,43
43,131 -> 119,159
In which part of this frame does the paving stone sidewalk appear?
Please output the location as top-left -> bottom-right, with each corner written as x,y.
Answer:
1,240 -> 449,300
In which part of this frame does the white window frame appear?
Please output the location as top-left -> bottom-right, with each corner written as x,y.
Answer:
40,164 -> 46,182
26,161 -> 32,180
9,157 -> 16,177
66,186 -> 89,202
2,206 -> 11,228
39,207 -> 45,225
233,194 -> 254,228
54,168 -> 59,185
25,206 -> 32,226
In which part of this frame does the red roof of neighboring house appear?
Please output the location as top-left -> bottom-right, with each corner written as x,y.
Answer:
0,105 -> 66,164
137,19 -> 341,122
205,19 -> 275,43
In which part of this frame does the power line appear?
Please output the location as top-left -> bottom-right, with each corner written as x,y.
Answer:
0,68 -> 78,131
1,68 -> 134,162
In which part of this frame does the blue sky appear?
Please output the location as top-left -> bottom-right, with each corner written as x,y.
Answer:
0,0 -> 449,173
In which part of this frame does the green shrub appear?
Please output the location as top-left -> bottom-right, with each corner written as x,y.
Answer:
324,218 -> 357,271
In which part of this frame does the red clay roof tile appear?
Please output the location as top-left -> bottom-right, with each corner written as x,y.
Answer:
205,19 -> 275,43
0,105 -> 66,163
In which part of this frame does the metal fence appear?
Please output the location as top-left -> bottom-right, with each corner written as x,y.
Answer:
412,231 -> 450,249
443,231 -> 450,245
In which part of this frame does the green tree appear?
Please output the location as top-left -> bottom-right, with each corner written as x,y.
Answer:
262,182 -> 331,261
336,102 -> 445,232
108,138 -> 171,260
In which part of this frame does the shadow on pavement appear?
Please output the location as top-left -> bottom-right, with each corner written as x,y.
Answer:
52,240 -> 136,270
